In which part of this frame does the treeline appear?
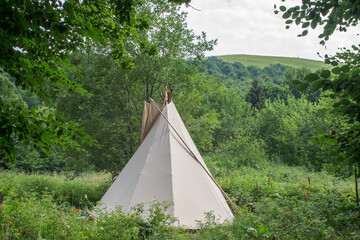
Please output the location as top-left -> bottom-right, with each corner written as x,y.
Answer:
193,57 -> 330,171
0,54 -> 333,174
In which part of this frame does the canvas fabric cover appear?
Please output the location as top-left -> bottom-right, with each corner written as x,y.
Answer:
140,100 -> 163,142
98,101 -> 233,228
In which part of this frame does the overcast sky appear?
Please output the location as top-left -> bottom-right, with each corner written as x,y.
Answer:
183,0 -> 359,61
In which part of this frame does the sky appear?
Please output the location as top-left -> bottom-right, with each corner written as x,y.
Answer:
183,0 -> 359,61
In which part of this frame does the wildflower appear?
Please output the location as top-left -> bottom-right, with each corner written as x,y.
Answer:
303,190 -> 309,195
73,208 -> 80,213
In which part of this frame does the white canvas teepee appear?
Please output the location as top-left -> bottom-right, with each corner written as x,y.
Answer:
98,99 -> 234,228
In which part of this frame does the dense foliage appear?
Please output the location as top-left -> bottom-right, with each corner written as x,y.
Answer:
0,0 -> 191,160
1,0 -> 359,238
1,161 -> 359,239
277,0 -> 360,182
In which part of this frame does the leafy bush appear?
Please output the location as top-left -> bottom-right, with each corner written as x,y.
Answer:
212,162 -> 360,239
0,194 -> 179,239
215,134 -> 267,169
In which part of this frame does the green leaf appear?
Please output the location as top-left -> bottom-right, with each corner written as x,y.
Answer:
320,69 -> 331,79
310,136 -> 319,145
326,138 -> 338,146
340,99 -> 350,105
340,65 -> 350,73
311,20 -> 318,29
332,67 -> 341,74
297,82 -> 309,91
311,80 -> 323,91
301,4 -> 308,10
280,6 -> 287,12
295,17 -> 301,25
285,20 -> 293,24
304,73 -> 320,82
292,80 -> 301,85
302,30 -> 308,36
333,102 -> 341,108
330,61 -> 338,66
283,12 -> 291,19
302,22 -> 310,28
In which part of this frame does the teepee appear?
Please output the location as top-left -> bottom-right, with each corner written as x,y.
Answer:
97,98 -> 234,228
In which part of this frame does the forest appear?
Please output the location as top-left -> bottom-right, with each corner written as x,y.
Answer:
1,0 -> 360,239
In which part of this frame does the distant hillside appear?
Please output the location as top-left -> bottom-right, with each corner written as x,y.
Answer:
215,54 -> 327,70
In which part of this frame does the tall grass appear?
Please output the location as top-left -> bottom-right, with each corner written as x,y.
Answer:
0,171 -> 111,207
1,162 -> 359,239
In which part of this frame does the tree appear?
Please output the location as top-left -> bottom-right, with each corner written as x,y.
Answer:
256,96 -> 330,169
277,0 -> 360,204
0,73 -> 66,172
55,0 -> 216,174
282,67 -> 321,102
245,80 -> 265,110
0,0 -> 189,160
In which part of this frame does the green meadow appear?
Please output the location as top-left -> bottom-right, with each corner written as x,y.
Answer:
216,54 -> 327,70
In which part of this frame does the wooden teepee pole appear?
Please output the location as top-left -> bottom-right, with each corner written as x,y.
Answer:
150,98 -> 242,216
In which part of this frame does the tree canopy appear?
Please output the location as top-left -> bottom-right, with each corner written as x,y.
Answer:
0,0 -> 191,160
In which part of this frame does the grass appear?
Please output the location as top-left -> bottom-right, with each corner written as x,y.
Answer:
215,54 -> 328,70
0,171 -> 111,208
0,162 -> 359,239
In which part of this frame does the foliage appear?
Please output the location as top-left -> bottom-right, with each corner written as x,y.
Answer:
175,72 -> 224,152
0,0 -> 192,160
0,0 -> 141,159
212,135 -> 267,170
54,0 -> 216,173
283,67 -> 322,102
0,73 -> 68,172
256,96 -> 331,170
207,160 -> 360,239
245,80 -> 265,110
276,0 -> 360,43
1,163 -> 359,239
208,87 -> 254,146
277,0 -> 360,177
0,195 -> 178,239
196,57 -> 289,93
0,171 -> 110,208
0,72 -> 96,164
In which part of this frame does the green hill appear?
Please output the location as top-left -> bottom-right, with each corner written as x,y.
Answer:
215,54 -> 327,70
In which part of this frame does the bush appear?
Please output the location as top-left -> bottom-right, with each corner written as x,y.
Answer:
212,134 -> 267,171
0,195 -> 179,239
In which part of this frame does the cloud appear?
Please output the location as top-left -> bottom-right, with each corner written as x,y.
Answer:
183,0 -> 359,60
